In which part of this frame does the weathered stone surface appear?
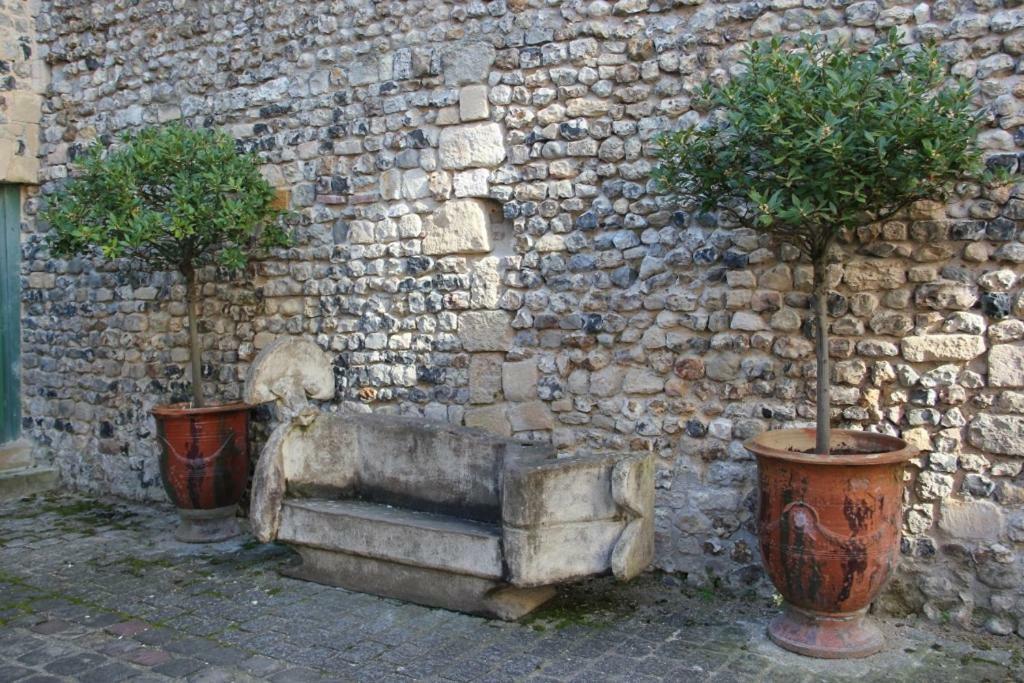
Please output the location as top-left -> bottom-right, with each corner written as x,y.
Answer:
968,414 -> 1024,456
459,85 -> 489,121
460,311 -> 513,351
250,410 -> 655,618
280,498 -> 504,578
244,338 -> 336,420
508,401 -> 554,431
901,335 -> 986,362
843,261 -> 907,290
938,499 -> 1006,541
502,359 -> 538,402
423,199 -> 492,255
988,343 -> 1024,387
915,281 -> 979,310
503,452 -> 655,585
623,368 -> 664,394
441,41 -> 496,85
438,123 -> 506,169
465,404 -> 512,437
590,365 -> 626,397
469,353 -> 503,404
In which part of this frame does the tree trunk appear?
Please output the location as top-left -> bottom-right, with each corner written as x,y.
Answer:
812,256 -> 830,454
183,263 -> 206,408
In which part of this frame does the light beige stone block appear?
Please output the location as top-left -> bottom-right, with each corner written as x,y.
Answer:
459,85 -> 489,121
901,335 -> 986,362
464,404 -> 512,437
438,122 -> 506,169
508,401 -> 554,431
968,413 -> 1024,455
989,343 -> 1024,387
460,310 -> 513,351
423,199 -> 492,255
502,359 -> 538,401
938,499 -> 1006,541
469,353 -> 503,404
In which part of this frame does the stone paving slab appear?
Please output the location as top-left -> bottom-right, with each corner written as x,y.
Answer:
0,493 -> 1021,682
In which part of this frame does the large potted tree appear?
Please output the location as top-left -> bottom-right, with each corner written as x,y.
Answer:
44,123 -> 289,542
654,32 -> 988,658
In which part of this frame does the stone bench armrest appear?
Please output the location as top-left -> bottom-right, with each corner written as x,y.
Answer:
500,451 -> 655,587
250,420 -> 291,543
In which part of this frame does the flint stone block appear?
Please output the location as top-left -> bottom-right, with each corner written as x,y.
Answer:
901,334 -> 986,362
915,281 -> 979,310
989,343 -> 1024,387
968,413 -> 1024,455
423,199 -> 492,255
438,123 -> 506,169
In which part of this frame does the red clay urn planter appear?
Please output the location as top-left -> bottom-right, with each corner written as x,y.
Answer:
153,402 -> 251,543
745,428 -> 917,659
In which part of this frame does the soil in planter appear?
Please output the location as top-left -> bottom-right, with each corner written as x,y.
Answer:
790,447 -> 884,456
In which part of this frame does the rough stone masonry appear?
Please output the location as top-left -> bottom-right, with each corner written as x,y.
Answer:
8,0 -> 1024,637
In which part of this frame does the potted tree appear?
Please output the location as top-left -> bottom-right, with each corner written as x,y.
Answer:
654,32 -> 988,658
44,123 -> 289,542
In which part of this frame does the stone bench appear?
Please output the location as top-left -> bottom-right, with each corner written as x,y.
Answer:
244,339 -> 655,619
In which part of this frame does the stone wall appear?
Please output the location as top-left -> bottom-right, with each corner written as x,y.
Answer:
21,0 -> 1024,635
0,0 -> 46,182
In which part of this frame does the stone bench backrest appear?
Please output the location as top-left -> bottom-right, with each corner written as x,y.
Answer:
283,413 -> 552,523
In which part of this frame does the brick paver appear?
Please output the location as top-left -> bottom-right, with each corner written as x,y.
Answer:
0,493 -> 1021,682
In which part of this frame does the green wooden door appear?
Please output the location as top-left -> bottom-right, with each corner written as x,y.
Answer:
0,185 -> 20,444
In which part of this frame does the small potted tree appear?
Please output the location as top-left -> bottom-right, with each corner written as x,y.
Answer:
654,32 -> 988,658
44,123 -> 289,542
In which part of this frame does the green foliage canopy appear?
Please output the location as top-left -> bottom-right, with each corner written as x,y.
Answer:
653,31 -> 987,263
43,123 -> 289,273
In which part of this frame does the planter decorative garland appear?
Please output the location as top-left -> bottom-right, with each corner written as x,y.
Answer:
746,428 -> 916,659
153,403 -> 251,543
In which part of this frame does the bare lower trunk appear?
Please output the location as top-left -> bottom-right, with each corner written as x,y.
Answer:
813,257 -> 830,454
184,264 -> 205,408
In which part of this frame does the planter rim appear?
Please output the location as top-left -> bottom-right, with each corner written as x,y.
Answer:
745,428 -> 917,466
152,401 -> 252,418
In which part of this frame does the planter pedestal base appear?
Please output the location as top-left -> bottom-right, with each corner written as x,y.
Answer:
175,506 -> 240,543
769,605 -> 883,659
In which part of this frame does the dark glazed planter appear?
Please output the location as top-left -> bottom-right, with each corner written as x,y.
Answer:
745,428 -> 916,659
153,402 -> 250,543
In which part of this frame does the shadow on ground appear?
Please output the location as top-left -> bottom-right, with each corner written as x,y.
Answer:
0,492 -> 1020,682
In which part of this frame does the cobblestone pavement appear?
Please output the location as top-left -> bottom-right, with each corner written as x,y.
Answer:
0,494 -> 1021,683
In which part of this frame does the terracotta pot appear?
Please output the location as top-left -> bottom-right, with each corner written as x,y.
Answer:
152,402 -> 251,543
745,428 -> 916,659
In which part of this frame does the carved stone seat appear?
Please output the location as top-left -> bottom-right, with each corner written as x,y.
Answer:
244,338 -> 655,619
